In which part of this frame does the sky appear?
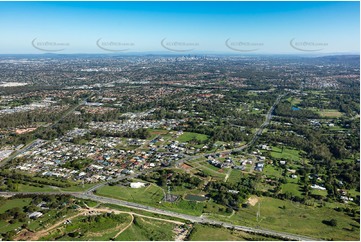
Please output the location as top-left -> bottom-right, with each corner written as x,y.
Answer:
0,1 -> 359,54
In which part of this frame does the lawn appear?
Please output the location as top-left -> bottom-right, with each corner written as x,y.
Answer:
210,196 -> 360,241
177,132 -> 208,143
270,146 -> 302,161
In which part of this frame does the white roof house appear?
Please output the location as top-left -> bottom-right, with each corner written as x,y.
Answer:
130,182 -> 146,188
29,211 -> 43,219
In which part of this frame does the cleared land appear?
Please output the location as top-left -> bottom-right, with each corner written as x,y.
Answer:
270,146 -> 302,161
209,196 -> 360,241
177,132 -> 209,142
318,109 -> 343,118
188,224 -> 279,241
96,184 -> 164,204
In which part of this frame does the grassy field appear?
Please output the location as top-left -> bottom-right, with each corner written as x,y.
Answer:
186,160 -> 226,180
227,169 -> 244,184
14,182 -> 98,193
96,184 -> 164,204
210,196 -> 360,241
61,183 -> 99,192
263,165 -> 283,179
160,199 -> 204,216
318,109 -> 343,118
188,224 -> 279,241
115,216 -> 176,241
16,184 -> 58,192
99,203 -> 188,223
270,146 -> 302,161
310,189 -> 328,197
0,198 -> 33,234
0,197 -> 79,236
41,213 -> 133,241
177,132 -> 209,143
96,184 -> 205,216
147,128 -> 169,139
0,198 -> 32,213
281,182 -> 303,197
287,97 -> 302,106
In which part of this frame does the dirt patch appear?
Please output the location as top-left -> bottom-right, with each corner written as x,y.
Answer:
247,196 -> 259,206
181,163 -> 192,170
15,230 -> 36,241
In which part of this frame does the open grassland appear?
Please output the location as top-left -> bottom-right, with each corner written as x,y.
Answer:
318,109 -> 343,118
209,197 -> 360,241
177,132 -> 209,142
270,146 -> 302,161
15,184 -> 58,192
262,165 -> 283,179
281,182 -> 303,197
287,97 -> 302,106
0,198 -> 32,214
96,184 -> 164,204
14,182 -> 98,193
160,199 -> 204,216
115,216 -> 176,241
40,213 -> 133,241
0,197 -> 79,237
188,224 -> 280,241
96,184 -> 205,216
227,169 -> 244,184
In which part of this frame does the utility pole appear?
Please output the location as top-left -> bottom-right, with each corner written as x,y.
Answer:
256,202 -> 261,222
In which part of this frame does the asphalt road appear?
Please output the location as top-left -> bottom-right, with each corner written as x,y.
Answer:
0,96 -> 90,167
175,94 -> 285,167
0,93 -> 316,240
0,191 -> 317,241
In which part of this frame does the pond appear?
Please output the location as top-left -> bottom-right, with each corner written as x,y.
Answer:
184,194 -> 208,202
291,106 -> 301,111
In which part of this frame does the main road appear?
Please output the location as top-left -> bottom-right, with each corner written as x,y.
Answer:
0,191 -> 317,241
1,93 -> 314,240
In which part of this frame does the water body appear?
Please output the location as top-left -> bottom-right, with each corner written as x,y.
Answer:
291,106 -> 301,111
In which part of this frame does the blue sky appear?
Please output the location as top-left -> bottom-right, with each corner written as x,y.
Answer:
0,1 -> 359,54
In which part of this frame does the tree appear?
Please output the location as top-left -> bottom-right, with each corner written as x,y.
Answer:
329,219 -> 337,227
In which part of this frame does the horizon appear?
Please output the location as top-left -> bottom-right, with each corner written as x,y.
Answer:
0,1 -> 359,55
0,52 -> 360,57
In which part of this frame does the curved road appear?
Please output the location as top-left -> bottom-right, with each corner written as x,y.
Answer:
175,93 -> 285,166
0,191 -> 317,241
0,93 -> 317,241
